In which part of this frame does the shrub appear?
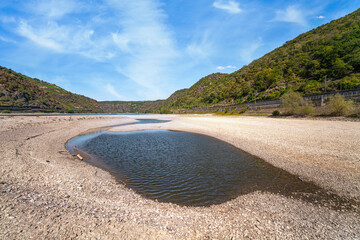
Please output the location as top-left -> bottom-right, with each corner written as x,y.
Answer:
160,108 -> 172,114
1,110 -> 11,113
239,106 -> 247,114
228,110 -> 237,115
280,91 -> 313,116
353,104 -> 360,117
299,106 -> 314,116
347,104 -> 360,118
272,110 -> 280,116
281,91 -> 304,114
327,94 -> 353,116
340,75 -> 360,89
300,80 -> 322,94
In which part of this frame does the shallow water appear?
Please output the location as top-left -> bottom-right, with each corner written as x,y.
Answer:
66,118 -> 170,155
67,128 -> 358,209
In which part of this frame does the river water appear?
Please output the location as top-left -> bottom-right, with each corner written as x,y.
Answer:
66,119 -> 357,209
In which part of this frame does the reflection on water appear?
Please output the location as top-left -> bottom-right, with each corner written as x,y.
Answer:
67,128 -> 359,209
66,118 -> 170,155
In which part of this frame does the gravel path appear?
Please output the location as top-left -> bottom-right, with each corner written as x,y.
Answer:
1,114 -> 359,239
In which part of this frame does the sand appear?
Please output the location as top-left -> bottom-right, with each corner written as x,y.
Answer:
0,114 -> 359,239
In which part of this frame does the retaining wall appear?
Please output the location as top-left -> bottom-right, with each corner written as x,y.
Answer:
175,89 -> 360,113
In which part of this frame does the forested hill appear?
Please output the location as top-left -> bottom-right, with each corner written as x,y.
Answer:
0,66 -> 102,113
162,8 -> 360,110
99,100 -> 164,113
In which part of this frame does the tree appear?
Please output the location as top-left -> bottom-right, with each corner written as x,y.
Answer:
300,80 -> 322,94
332,58 -> 352,78
254,68 -> 281,91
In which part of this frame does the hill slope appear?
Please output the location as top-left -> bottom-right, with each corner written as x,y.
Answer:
99,100 -> 164,113
0,66 -> 102,113
163,8 -> 360,110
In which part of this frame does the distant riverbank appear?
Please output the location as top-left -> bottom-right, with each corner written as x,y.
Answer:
1,114 -> 359,239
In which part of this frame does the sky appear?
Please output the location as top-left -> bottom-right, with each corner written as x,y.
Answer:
0,0 -> 359,101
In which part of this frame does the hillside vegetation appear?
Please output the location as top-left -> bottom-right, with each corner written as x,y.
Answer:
162,8 -> 360,110
0,66 -> 102,113
99,100 -> 164,113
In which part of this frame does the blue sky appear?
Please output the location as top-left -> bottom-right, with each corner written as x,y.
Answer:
0,0 -> 359,101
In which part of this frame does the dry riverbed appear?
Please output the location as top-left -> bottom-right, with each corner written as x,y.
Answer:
0,114 -> 359,239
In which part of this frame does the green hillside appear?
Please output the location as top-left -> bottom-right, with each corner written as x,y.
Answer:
99,100 -> 164,113
163,8 -> 360,110
0,66 -> 102,113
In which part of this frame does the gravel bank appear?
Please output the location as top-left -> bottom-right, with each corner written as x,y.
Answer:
1,114 -> 359,239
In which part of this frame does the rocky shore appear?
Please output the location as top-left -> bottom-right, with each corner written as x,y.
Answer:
1,114 -> 359,239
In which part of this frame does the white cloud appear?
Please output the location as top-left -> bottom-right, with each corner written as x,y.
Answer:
239,39 -> 263,63
17,20 -> 114,61
315,15 -> 325,19
186,43 -> 210,59
10,0 -> 180,100
0,35 -> 16,43
112,33 -> 131,52
107,0 -> 179,98
213,1 -> 242,14
15,1 -> 116,61
216,65 -> 236,70
17,21 -> 62,51
186,30 -> 214,61
27,0 -> 79,19
105,84 -> 124,100
273,6 -> 307,26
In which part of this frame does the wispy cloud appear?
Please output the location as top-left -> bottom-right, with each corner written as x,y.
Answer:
216,65 -> 236,70
239,39 -> 263,64
111,33 -> 131,52
0,35 -> 16,43
105,84 -> 124,99
17,19 -> 114,61
26,0 -> 80,19
213,1 -> 242,14
186,44 -> 208,59
273,5 -> 307,26
315,15 -> 325,19
6,0 -> 180,100
17,21 -> 62,51
186,32 -> 213,60
0,16 -> 16,23
108,0 -> 179,98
